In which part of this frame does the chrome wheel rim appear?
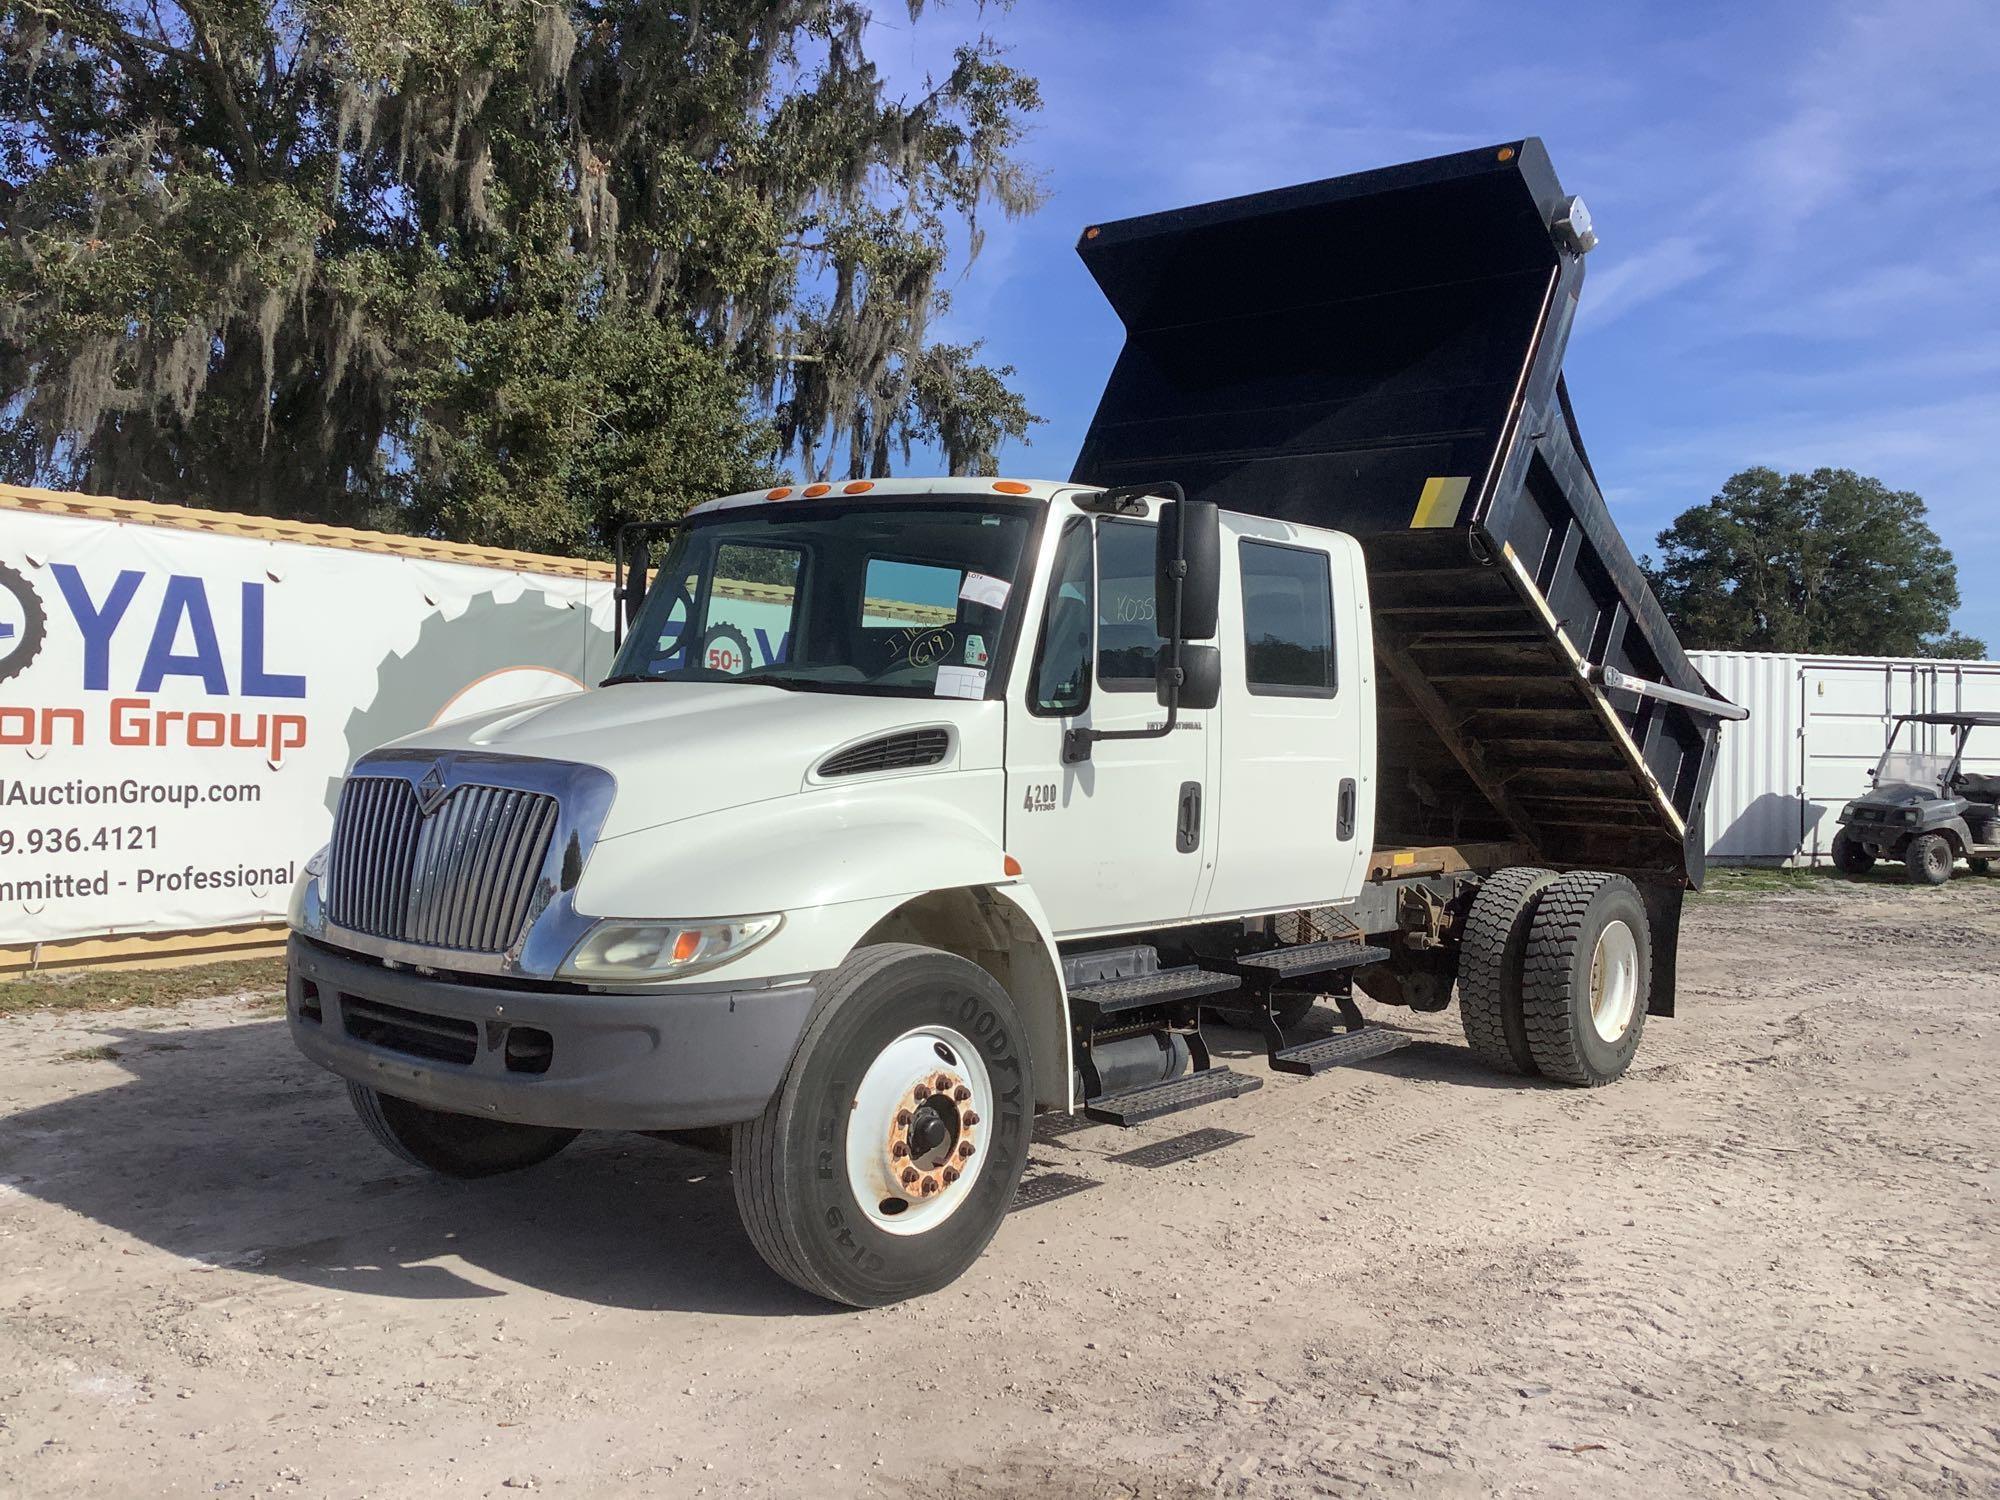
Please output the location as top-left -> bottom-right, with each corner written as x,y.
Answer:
1588,920 -> 1640,1043
846,1025 -> 990,1235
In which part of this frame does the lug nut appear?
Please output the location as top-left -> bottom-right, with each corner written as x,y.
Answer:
901,1166 -> 919,1185
953,1085 -> 970,1101
895,1109 -> 912,1126
891,1141 -> 908,1159
961,1110 -> 980,1127
957,1141 -> 976,1160
942,1166 -> 960,1185
921,1176 -> 938,1195
934,1074 -> 953,1092
913,1083 -> 930,1101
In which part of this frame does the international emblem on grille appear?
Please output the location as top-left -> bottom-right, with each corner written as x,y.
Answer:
418,760 -> 450,815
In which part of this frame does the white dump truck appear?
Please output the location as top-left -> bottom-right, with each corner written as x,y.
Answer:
285,140 -> 1744,1306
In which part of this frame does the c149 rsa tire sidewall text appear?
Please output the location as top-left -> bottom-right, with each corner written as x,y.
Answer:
733,945 -> 1033,1307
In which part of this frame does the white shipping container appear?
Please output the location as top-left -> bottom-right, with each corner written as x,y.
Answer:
1691,650 -> 2000,864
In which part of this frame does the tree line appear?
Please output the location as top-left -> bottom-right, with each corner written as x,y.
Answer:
2,0 -> 1043,555
1646,467 -> 1985,661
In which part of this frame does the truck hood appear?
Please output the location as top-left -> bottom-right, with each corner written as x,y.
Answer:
371,682 -> 996,841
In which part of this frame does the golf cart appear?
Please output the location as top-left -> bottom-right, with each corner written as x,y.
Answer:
1831,711 -> 2000,884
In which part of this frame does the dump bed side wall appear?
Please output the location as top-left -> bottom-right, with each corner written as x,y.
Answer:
1072,139 -> 1723,885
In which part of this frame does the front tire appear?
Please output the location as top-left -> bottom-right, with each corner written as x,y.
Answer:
1906,832 -> 1954,885
347,1083 -> 578,1178
732,945 -> 1034,1307
1458,866 -> 1556,1074
1520,872 -> 1651,1087
1831,828 -> 1875,876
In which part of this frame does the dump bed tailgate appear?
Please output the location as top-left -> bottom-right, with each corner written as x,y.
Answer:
1071,139 -> 1735,886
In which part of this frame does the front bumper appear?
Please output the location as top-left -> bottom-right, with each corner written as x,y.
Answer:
286,936 -> 816,1131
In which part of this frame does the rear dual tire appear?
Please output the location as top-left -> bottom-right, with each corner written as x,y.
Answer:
1458,866 -> 1556,1074
1519,872 -> 1651,1086
1459,868 -> 1651,1087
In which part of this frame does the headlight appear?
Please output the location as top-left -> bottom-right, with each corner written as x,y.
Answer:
1904,808 -> 1923,825
1839,802 -> 1857,822
288,845 -> 329,935
559,914 -> 783,983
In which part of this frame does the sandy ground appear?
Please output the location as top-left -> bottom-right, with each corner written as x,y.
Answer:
2,879 -> 1997,1499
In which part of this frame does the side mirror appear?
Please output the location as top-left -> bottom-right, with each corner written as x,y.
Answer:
1158,644 -> 1221,711
1155,499 -> 1220,642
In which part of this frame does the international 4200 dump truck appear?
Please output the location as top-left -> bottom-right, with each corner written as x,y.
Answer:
285,140 -> 1745,1306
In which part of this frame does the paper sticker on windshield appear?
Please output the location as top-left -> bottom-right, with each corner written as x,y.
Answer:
965,634 -> 989,666
959,572 -> 1011,610
935,665 -> 988,700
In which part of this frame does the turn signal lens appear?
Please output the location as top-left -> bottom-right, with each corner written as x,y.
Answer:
560,914 -> 784,983
1003,855 -> 1023,877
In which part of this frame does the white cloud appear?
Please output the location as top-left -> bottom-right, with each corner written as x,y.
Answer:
1582,235 -> 1725,327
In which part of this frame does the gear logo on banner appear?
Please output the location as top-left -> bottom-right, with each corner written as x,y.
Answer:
329,590 -> 613,811
0,560 -> 49,687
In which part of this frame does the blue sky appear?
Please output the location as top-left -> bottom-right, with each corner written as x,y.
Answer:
873,0 -> 2000,652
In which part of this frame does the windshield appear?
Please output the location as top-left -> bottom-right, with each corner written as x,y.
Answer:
609,501 -> 1038,698
1876,750 -> 1953,792
1874,719 -> 1961,792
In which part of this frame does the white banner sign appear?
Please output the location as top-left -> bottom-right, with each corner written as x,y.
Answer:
0,510 -> 614,944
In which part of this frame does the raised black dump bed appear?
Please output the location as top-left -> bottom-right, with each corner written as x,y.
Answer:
1071,138 -> 1741,886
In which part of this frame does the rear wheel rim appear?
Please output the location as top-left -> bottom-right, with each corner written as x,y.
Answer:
846,1025 -> 991,1236
1588,920 -> 1639,1043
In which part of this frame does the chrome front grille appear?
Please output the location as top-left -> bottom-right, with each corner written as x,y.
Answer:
327,776 -> 559,953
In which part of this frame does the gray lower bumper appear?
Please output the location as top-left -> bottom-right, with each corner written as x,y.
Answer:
286,937 -> 816,1131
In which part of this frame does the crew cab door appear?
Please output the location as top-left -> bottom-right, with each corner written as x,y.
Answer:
1199,524 -> 1371,916
1005,512 -> 1209,935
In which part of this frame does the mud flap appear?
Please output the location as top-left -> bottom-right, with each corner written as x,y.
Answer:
1642,882 -> 1682,1018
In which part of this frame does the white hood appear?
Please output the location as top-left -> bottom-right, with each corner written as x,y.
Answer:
377,681 -> 1002,840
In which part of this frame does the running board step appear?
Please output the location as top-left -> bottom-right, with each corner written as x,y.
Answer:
1083,1066 -> 1262,1126
1069,965 -> 1241,1019
1271,1027 -> 1408,1077
1233,941 -> 1391,981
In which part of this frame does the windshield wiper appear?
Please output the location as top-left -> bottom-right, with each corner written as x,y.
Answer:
598,669 -> 803,690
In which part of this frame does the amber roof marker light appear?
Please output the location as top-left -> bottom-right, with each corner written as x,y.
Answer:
992,480 -> 1033,495
1497,146 -> 1516,162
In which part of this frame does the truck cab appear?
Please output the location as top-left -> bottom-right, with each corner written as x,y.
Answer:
284,140 -> 1743,1306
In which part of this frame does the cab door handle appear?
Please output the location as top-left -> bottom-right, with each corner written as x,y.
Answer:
1177,781 -> 1202,853
1337,778 -> 1357,841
